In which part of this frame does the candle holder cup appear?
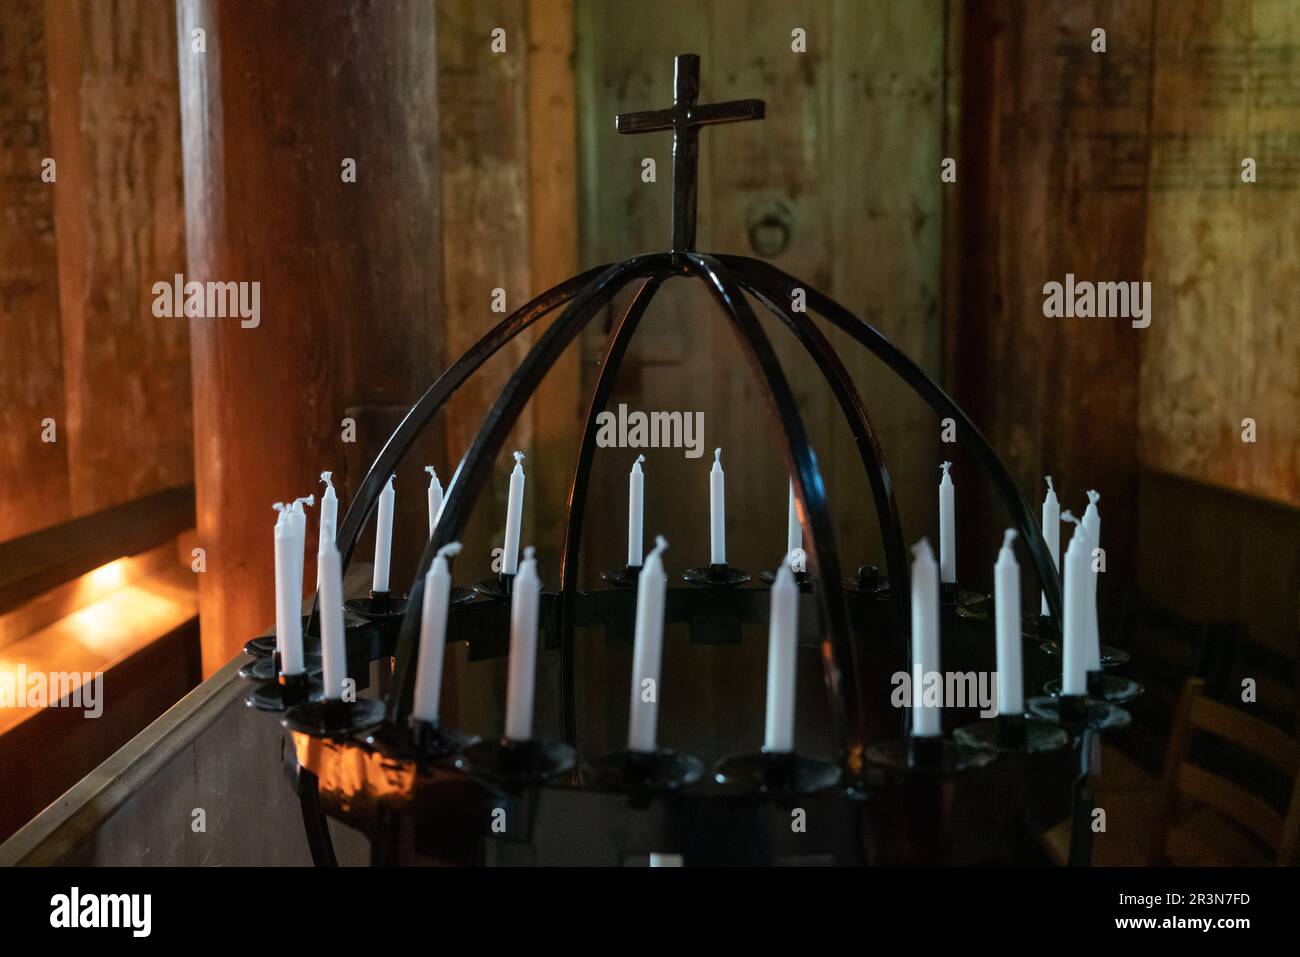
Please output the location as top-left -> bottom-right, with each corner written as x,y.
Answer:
368,716 -> 482,763
867,735 -> 998,775
843,565 -> 892,598
473,572 -> 515,600
713,748 -> 842,794
601,564 -> 642,588
759,568 -> 813,591
683,562 -> 751,586
1036,640 -> 1130,668
1042,672 -> 1143,705
456,737 -> 576,786
345,590 -> 409,623
953,712 -> 1070,754
590,747 -> 705,792
1028,693 -> 1131,732
283,696 -> 387,739
247,670 -> 320,713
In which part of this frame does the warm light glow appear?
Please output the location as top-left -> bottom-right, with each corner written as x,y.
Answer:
87,558 -> 129,592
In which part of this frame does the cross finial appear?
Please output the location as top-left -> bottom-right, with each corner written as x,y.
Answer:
615,54 -> 765,252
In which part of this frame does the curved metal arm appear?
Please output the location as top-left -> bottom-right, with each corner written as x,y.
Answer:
739,277 -> 910,635
683,252 -> 866,776
557,277 -> 666,746
386,254 -> 674,721
717,254 -> 1064,623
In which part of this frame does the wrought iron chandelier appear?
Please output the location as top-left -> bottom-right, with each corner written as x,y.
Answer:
241,54 -> 1137,866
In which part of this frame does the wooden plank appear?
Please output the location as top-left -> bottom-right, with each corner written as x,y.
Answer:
0,485 -> 193,615
0,0 -> 72,542
42,0 -> 192,517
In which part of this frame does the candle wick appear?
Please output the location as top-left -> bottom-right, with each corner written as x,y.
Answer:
320,470 -> 333,488
272,502 -> 287,515
714,447 -> 722,464
513,450 -> 525,465
1045,475 -> 1054,493
650,534 -> 668,559
436,541 -> 462,560
425,465 -> 438,480
940,461 -> 952,477
1002,528 -> 1018,549
635,454 -> 645,465
295,494 -> 315,509
910,536 -> 933,560
522,545 -> 536,562
1061,510 -> 1079,525
1087,489 -> 1100,506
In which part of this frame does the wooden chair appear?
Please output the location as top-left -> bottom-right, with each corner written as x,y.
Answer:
1149,678 -> 1300,865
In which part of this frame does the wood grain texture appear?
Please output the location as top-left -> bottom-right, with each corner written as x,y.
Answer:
1139,0 -> 1300,506
0,0 -> 71,540
945,0 -> 1153,597
178,0 -> 443,674
42,0 -> 192,517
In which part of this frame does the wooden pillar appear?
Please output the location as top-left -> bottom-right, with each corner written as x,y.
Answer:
177,0 -> 443,674
945,0 -> 1153,596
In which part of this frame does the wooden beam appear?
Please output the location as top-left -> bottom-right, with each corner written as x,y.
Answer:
0,486 -> 194,615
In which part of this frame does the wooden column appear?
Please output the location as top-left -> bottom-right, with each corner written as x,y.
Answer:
177,0 -> 443,674
945,0 -> 1153,595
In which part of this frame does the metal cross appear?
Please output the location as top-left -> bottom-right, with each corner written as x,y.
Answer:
615,54 -> 765,253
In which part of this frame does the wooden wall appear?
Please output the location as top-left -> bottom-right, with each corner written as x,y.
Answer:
0,1 -> 71,541
0,0 -> 191,543
575,0 -> 945,580
1139,0 -> 1300,508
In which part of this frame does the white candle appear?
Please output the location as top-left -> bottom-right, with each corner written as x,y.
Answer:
372,474 -> 395,593
1081,490 -> 1101,672
1061,513 -> 1090,695
424,465 -> 443,539
710,447 -> 726,564
627,455 -> 645,567
786,479 -> 801,559
911,538 -> 941,737
288,496 -> 312,636
502,451 -> 526,576
627,536 -> 668,752
318,537 -> 348,700
1040,476 -> 1060,616
763,554 -> 799,752
994,529 -> 1023,715
503,546 -> 541,741
272,504 -> 291,663
938,461 -> 956,583
412,542 -> 461,724
319,472 -> 338,544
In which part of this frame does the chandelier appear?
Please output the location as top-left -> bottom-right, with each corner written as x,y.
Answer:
240,54 -> 1137,866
